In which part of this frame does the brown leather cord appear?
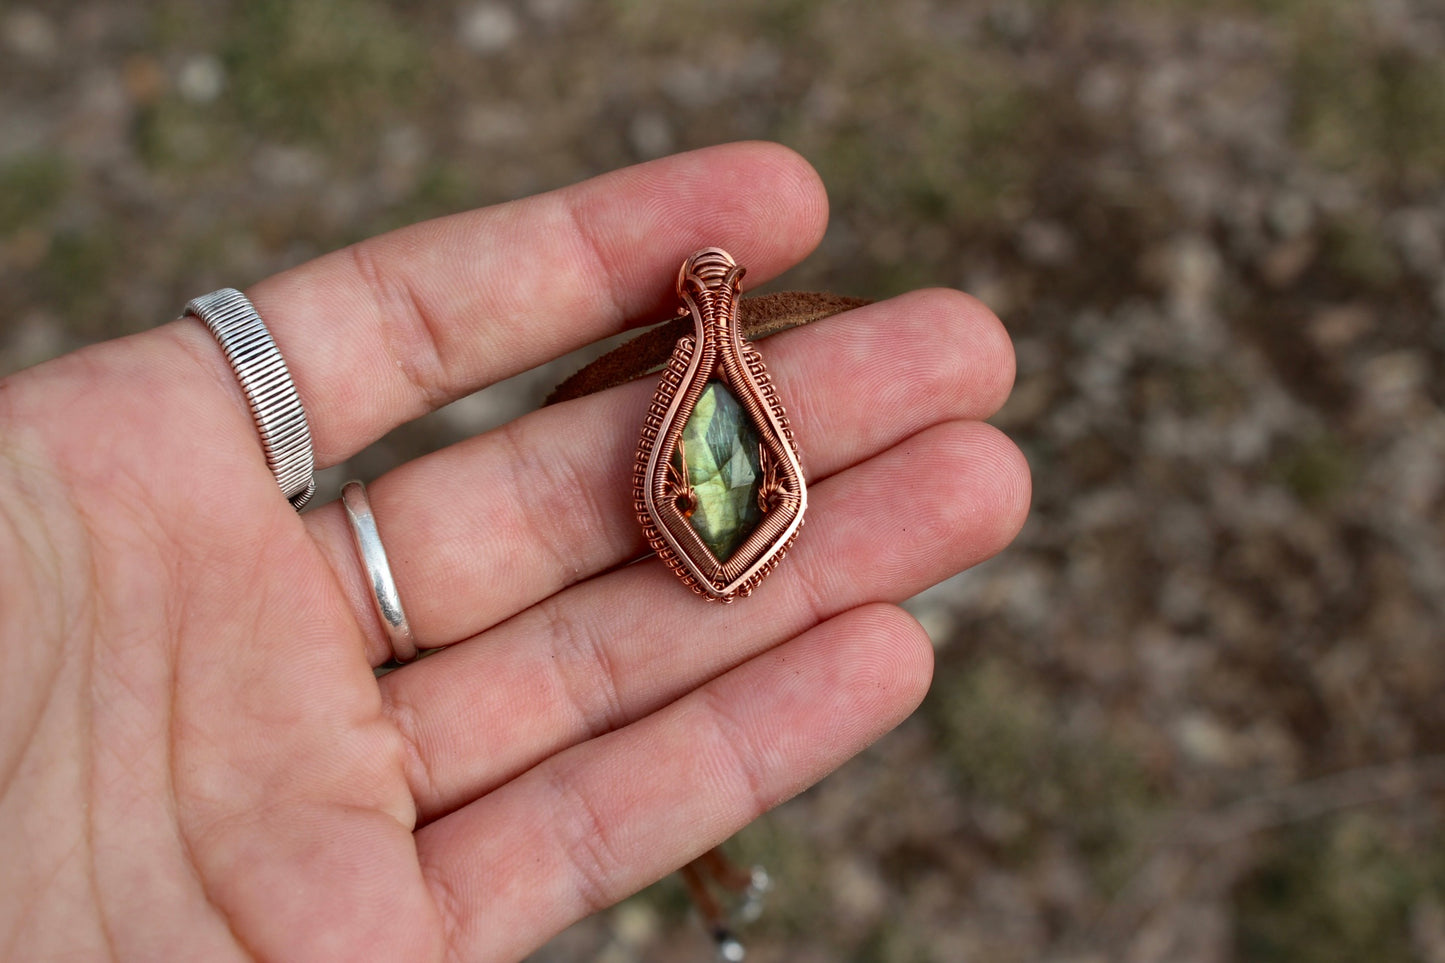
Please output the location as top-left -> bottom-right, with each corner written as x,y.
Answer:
544,291 -> 872,406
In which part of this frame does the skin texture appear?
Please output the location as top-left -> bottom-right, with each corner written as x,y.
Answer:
0,143 -> 1030,962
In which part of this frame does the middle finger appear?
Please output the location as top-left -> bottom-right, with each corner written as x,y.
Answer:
306,288 -> 1013,664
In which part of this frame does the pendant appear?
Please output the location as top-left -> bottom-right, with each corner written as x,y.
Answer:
633,248 -> 806,601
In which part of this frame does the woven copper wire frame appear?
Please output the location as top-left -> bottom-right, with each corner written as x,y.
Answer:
634,249 -> 806,601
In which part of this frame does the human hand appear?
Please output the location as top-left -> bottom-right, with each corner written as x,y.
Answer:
0,142 -> 1029,961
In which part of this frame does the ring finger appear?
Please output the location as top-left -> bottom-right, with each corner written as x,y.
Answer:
392,416 -> 1029,823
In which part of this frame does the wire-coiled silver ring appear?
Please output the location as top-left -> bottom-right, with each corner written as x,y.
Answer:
185,288 -> 316,510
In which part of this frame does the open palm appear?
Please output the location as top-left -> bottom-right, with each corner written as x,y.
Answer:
0,143 -> 1028,961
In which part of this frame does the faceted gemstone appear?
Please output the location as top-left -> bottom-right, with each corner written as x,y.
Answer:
673,381 -> 763,561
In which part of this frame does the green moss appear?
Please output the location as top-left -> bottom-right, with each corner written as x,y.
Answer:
138,0 -> 430,175
854,924 -> 933,963
1173,365 -> 1247,418
1068,0 -> 1355,14
134,99 -> 234,173
408,163 -> 473,214
220,0 -> 425,144
1288,7 -> 1445,188
727,821 -> 821,937
1274,432 -> 1356,506
1236,814 -> 1445,962
751,0 -> 817,42
0,154 -> 68,235
810,57 -> 1043,248
1320,216 -> 1402,292
608,0 -> 818,45
37,229 -> 122,327
1375,51 -> 1445,185
929,659 -> 1158,887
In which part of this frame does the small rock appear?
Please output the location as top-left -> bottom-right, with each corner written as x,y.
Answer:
2,7 -> 57,62
829,855 -> 889,922
1260,237 -> 1316,289
1017,220 -> 1074,266
738,40 -> 783,86
459,103 -> 529,145
628,111 -> 674,160
525,0 -> 579,26
1076,65 -> 1126,112
177,54 -> 225,104
610,899 -> 659,948
1358,350 -> 1429,415
1268,192 -> 1314,239
662,62 -> 724,110
1176,712 -> 1237,766
1390,207 -> 1444,276
459,3 -> 520,54
1308,304 -> 1374,350
962,268 -> 1012,319
908,600 -> 958,650
381,125 -> 425,170
1165,234 -> 1221,314
1411,897 -> 1445,963
253,144 -> 325,188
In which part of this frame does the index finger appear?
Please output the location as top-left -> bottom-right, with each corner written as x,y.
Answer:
164,141 -> 828,465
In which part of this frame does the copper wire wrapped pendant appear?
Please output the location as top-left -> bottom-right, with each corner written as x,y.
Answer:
634,248 -> 806,601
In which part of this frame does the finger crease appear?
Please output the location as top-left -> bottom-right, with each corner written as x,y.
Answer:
349,242 -> 451,412
539,594 -> 626,738
418,849 -> 468,963
382,690 -> 444,819
789,549 -> 837,632
699,684 -> 770,818
562,194 -> 628,325
497,418 -> 594,587
545,760 -> 625,916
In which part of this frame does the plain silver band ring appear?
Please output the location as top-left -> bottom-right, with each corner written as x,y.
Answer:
185,288 -> 317,510
341,480 -> 419,663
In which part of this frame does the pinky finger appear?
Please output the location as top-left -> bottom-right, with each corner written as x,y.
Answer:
414,602 -> 934,963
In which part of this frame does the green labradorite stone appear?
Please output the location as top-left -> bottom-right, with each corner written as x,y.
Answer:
674,381 -> 764,561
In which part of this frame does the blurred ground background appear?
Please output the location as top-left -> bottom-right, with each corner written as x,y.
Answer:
4,0 -> 1445,960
